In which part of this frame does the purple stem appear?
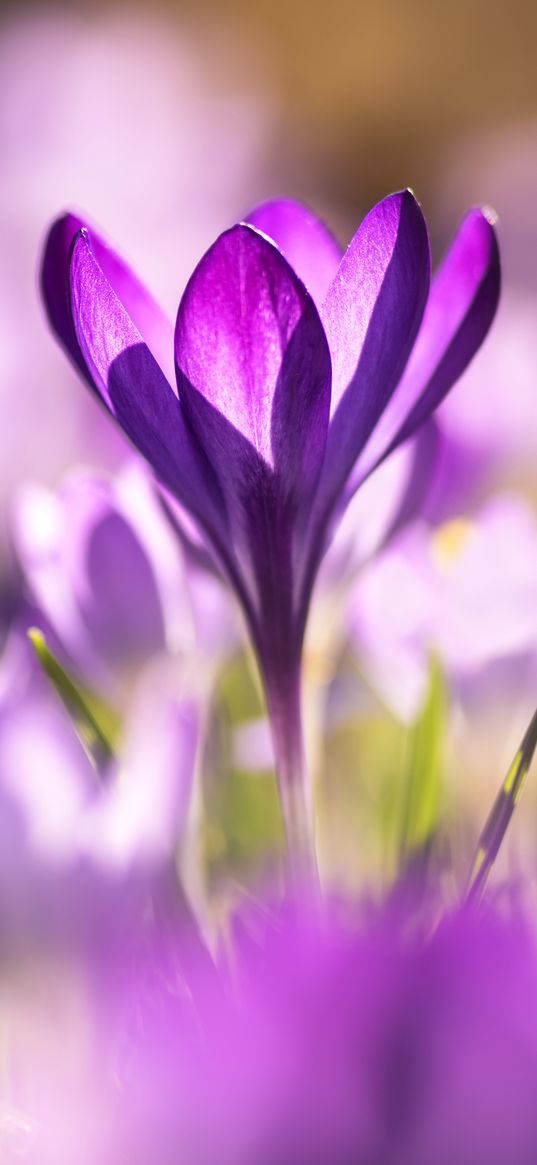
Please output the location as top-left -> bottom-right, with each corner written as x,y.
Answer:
262,651 -> 318,888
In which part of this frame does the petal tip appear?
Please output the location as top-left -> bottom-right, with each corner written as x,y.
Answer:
384,189 -> 426,232
237,219 -> 279,248
480,204 -> 499,228
399,186 -> 421,208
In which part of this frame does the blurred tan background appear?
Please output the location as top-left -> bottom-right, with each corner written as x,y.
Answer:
2,0 -> 536,240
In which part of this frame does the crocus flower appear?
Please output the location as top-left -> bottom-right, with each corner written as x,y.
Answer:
12,895 -> 537,1165
41,193 -> 500,865
349,493 -> 537,722
11,462 -> 190,694
0,630 -> 199,948
12,459 -> 234,704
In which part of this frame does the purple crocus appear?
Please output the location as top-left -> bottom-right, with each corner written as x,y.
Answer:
12,462 -> 188,695
41,194 -> 500,866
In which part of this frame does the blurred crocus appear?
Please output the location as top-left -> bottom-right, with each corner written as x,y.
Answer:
12,459 -> 234,704
13,896 -> 537,1165
41,193 -> 499,863
0,632 -> 199,948
349,493 -> 537,722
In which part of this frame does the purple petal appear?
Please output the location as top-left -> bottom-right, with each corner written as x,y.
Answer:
175,223 -> 331,518
312,190 -> 430,524
41,212 -> 174,382
13,469 -> 194,693
65,481 -> 167,672
40,212 -> 89,375
69,231 -> 226,542
357,207 -> 501,477
245,198 -> 343,310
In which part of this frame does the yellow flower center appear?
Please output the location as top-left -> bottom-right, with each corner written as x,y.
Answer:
431,517 -> 474,572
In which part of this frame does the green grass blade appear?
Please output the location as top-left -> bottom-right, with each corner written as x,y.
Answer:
467,706 -> 537,903
398,658 -> 445,876
28,628 -> 117,772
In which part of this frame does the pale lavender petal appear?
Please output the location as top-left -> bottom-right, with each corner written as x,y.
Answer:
318,429 -> 436,591
175,223 -> 331,517
0,650 -> 100,937
69,231 -> 226,542
347,524 -> 433,721
316,191 -> 430,519
0,692 -> 97,860
380,419 -> 442,536
12,466 -> 195,695
12,482 -> 90,670
432,495 -> 537,672
419,418 -> 492,523
114,463 -> 197,656
245,198 -> 343,310
41,212 -> 174,381
81,665 -> 199,871
349,495 -> 537,718
63,480 -> 167,671
357,207 -> 501,477
0,640 -> 201,945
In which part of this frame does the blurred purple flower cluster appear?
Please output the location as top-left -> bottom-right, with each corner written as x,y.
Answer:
8,898 -> 537,1165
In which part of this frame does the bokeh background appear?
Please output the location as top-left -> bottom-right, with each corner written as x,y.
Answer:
3,0 -> 537,215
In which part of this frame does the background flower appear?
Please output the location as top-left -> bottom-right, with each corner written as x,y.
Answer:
12,461 -> 220,701
0,633 -> 200,949
348,494 -> 537,723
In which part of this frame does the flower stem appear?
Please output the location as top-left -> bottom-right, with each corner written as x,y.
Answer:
264,661 -> 319,891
